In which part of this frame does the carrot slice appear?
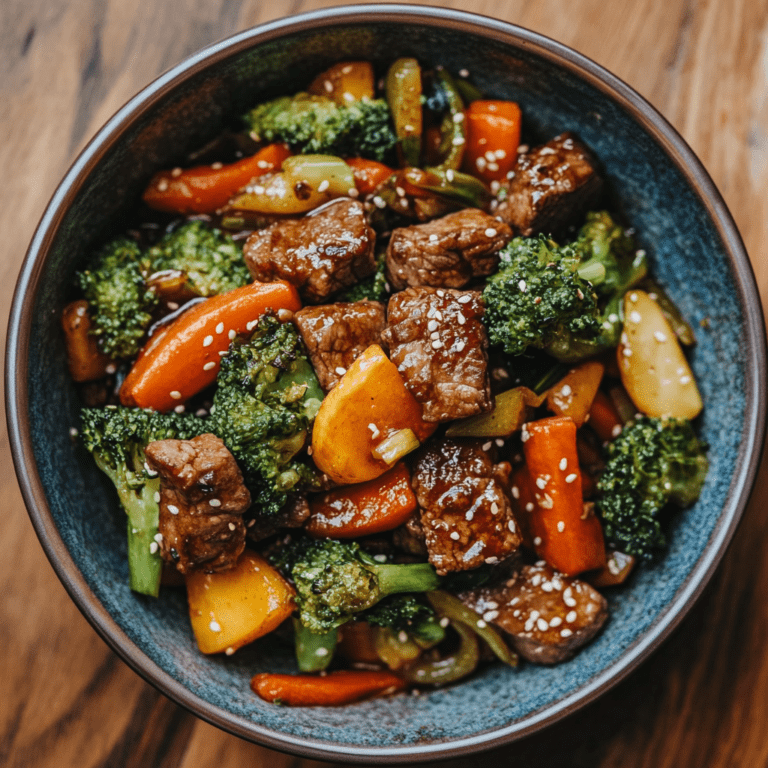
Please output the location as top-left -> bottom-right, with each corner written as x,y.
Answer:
462,100 -> 521,183
522,416 -> 606,576
306,462 -> 417,538
142,143 -> 292,215
588,390 -> 623,443
345,157 -> 394,195
120,280 -> 301,411
251,670 -> 406,706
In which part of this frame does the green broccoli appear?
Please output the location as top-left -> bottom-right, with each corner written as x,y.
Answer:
210,314 -> 324,516
363,594 -> 445,645
269,538 -> 440,634
482,212 -> 648,362
245,93 -> 397,162
80,406 -> 205,596
596,417 -> 709,560
144,221 -> 250,297
337,250 -> 388,302
77,238 -> 158,359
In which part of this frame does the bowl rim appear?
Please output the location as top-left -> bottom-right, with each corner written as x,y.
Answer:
6,4 -> 767,763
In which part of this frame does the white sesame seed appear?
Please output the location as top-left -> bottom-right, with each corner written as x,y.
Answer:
534,536 -> 542,546
452,136 -> 465,146
511,485 -> 520,499
525,502 -> 535,512
453,111 -> 465,122
536,476 -> 548,490
228,329 -> 237,339
435,311 -> 443,320
446,169 -> 455,182
455,340 -> 465,352
476,157 -> 487,170
537,618 -> 549,632
508,520 -> 517,533
168,504 -> 179,515
69,427 -> 79,438
428,233 -> 439,242
495,438 -> 504,447
428,319 -> 439,332
630,292 -> 638,302
560,384 -> 572,396
559,458 -> 568,471
154,492 -> 161,503
430,331 -> 440,340
485,227 -> 497,237
561,628 -> 573,638
149,542 -> 159,554
549,616 -> 562,627
317,179 -> 330,193
209,620 -> 221,632
440,617 -> 450,628
566,610 -> 577,623
476,619 -> 487,628
483,610 -> 499,622
482,441 -> 493,451
154,533 -> 163,543
203,362 -> 216,371
557,521 -> 565,532
174,405 -> 185,413
680,375 -> 692,384
203,335 -> 213,347
611,424 -> 623,437
437,290 -> 445,297
315,646 -> 330,656
373,195 -> 386,208
246,320 -> 258,331
228,522 -> 236,531
450,531 -> 460,540
156,179 -> 169,192
654,330 -> 668,342
518,279 -> 527,292
209,499 -> 221,507
565,473 -> 578,484
335,366 -> 347,376
105,363 -> 117,374
215,322 -> 224,334
491,502 -> 500,515
623,347 -> 633,357
170,390 -> 182,400
431,339 -> 444,349
225,646 -> 235,655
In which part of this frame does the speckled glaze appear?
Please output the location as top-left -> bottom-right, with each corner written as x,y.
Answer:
6,6 -> 767,764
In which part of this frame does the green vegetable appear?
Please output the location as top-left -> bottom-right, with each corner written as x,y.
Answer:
145,221 -> 249,297
293,619 -> 337,672
269,538 -> 439,634
385,58 -> 423,165
596,417 -> 709,560
79,406 -> 205,596
77,238 -> 158,359
400,619 -> 479,685
337,250 -> 388,302
364,594 -> 445,646
428,68 -> 466,171
211,314 -> 323,517
245,93 -> 397,162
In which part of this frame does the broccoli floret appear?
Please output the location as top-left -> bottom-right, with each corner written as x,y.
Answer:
80,406 -> 205,595
145,221 -> 250,297
596,417 -> 709,560
269,538 -> 440,634
483,234 -> 602,359
245,93 -> 397,162
363,594 -> 445,644
482,212 -> 648,362
77,238 -> 158,359
210,314 -> 324,516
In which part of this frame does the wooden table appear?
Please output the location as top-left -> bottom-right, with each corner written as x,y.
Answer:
2,1 -> 767,765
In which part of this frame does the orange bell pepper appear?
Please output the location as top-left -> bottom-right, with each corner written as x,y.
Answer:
345,157 -> 394,195
120,280 -> 301,412
588,390 -> 624,443
462,100 -> 521,183
142,143 -> 292,214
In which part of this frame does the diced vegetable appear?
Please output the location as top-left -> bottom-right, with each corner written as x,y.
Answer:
462,100 -> 521,182
311,344 -> 436,485
306,462 -> 417,538
386,58 -> 423,166
61,300 -> 112,382
345,157 -> 394,194
374,626 -> 423,670
399,619 -> 479,685
370,428 -> 420,465
186,551 -> 296,654
617,290 -> 703,419
251,670 -> 406,706
143,144 -> 291,215
522,416 -> 606,576
308,61 -> 375,105
588,390 -> 623,442
546,361 -> 604,427
120,280 -> 301,411
446,386 -> 544,438
429,68 -> 466,171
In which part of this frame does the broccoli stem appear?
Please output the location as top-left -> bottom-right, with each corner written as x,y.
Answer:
372,562 -> 440,598
120,479 -> 163,597
293,619 -> 337,672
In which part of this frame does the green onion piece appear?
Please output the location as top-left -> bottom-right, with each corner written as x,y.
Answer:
371,428 -> 419,465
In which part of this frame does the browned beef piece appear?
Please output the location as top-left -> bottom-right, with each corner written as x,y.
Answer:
294,301 -> 385,392
381,287 -> 492,422
411,439 -> 522,575
144,433 -> 250,574
461,562 -> 608,664
243,198 -> 376,303
392,511 -> 428,557
494,133 -> 602,237
246,495 -> 310,542
386,208 -> 512,290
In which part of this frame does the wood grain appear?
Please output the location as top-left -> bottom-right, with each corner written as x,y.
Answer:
2,0 -> 767,766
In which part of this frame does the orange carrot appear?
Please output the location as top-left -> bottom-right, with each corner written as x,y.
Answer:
588,390 -> 623,443
120,281 -> 301,412
306,462 -> 417,538
251,670 -> 406,706
61,300 -> 112,382
345,157 -> 394,195
522,416 -> 606,576
142,144 -> 292,214
462,100 -> 521,183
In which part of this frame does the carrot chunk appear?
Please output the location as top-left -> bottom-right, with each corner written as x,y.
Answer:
462,100 -> 521,183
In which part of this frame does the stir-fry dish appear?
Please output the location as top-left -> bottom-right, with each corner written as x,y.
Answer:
64,59 -> 709,707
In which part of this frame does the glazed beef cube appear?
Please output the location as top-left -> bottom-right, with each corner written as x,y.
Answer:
294,300 -> 385,392
411,439 -> 522,575
245,495 -> 310,542
494,133 -> 602,237
144,433 -> 251,574
386,208 -> 512,290
243,198 -> 376,303
461,562 -> 608,664
381,287 -> 492,422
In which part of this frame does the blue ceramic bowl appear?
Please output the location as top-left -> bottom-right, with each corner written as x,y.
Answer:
6,5 -> 766,763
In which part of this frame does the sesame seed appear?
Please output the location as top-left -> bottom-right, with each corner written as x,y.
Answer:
680,375 -> 692,384
495,438 -> 504,447
559,458 -> 568,471
525,502 -> 535,512
428,319 -> 439,331
611,424 -> 623,437
156,179 -> 169,192
565,473 -> 578,484
482,441 -> 493,451
437,290 -> 445,297
654,330 -> 668,342
453,111 -> 465,122
455,340 -> 466,353
557,521 -> 565,532
483,610 -> 499,622
560,384 -> 572,396
630,292 -> 638,302
168,504 -> 179,515
335,366 -> 347,376
447,169 -> 455,182
170,390 -> 182,400
630,311 -> 642,323
549,616 -> 562,627
215,322 -> 224,334
209,620 -> 221,632
430,331 -> 440,340
487,162 -> 499,172
536,476 -> 548,490
154,533 -> 163,543
105,363 -> 117,374
373,195 -> 386,208
561,628 -> 573,638
609,313 -> 619,323
508,520 -> 517,532
440,617 -> 450,628
203,361 -> 216,371
484,227 -> 497,237
246,320 -> 258,331
209,499 -> 221,507
396,186 -> 406,197
228,329 -> 237,339
428,233 -> 439,242
534,536 -> 542,546
154,492 -> 162,503
537,618 -> 549,631
476,619 -> 487,628
225,647 -> 235,655
315,646 -> 330,656
431,339 -> 444,349
452,136 -> 465,146
491,502 -> 500,515
435,311 -> 443,321
149,542 -> 159,554
317,179 -> 330,193
566,610 -> 577,623
398,631 -> 409,643
511,485 -> 520,499
203,335 -> 213,347
518,279 -> 527,292
450,531 -> 460,540
174,405 -> 185,413
476,157 -> 487,170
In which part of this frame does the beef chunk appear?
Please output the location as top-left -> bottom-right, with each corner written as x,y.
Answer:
381,287 -> 491,422
243,198 -> 376,303
411,439 -> 522,575
461,562 -> 608,664
392,511 -> 428,557
144,433 -> 250,574
494,133 -> 602,237
386,208 -> 512,290
246,495 -> 310,542
294,300 -> 385,392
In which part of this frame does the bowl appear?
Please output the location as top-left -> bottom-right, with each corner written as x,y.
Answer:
6,5 -> 766,763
